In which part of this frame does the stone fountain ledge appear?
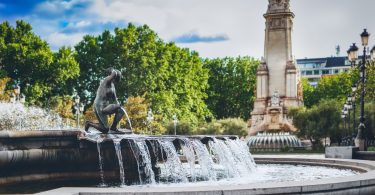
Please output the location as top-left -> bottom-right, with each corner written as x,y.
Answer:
0,130 -> 243,188
37,156 -> 375,195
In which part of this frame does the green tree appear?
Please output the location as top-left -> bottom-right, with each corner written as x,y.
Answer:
0,20 -> 79,104
289,99 -> 341,149
364,102 -> 375,140
365,62 -> 375,101
75,23 -> 211,125
196,118 -> 248,137
301,78 -> 317,108
315,73 -> 352,103
204,56 -> 259,119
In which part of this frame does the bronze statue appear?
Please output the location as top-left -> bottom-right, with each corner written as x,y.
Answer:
85,68 -> 126,133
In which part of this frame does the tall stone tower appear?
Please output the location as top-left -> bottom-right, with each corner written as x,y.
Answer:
249,0 -> 302,135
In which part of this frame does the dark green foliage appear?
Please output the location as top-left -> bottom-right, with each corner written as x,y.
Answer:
289,99 -> 342,149
364,102 -> 375,140
204,57 -> 259,119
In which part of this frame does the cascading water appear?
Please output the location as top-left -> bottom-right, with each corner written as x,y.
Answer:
226,138 -> 256,172
158,140 -> 188,183
113,139 -> 126,186
209,138 -> 240,178
96,137 -> 106,187
180,138 -> 197,182
129,140 -> 143,184
191,139 -> 217,181
135,140 -> 156,184
89,134 -> 256,187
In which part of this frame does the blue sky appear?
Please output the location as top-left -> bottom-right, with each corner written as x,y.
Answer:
1,0 -> 375,59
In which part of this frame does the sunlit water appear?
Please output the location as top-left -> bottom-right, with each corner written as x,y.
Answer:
142,163 -> 358,187
0,102 -> 69,130
87,133 -> 358,188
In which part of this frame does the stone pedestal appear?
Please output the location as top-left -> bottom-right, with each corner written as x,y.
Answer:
355,138 -> 365,151
325,146 -> 359,159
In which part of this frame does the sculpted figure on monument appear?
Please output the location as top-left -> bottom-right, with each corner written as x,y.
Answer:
85,68 -> 126,133
268,0 -> 289,12
271,90 -> 280,107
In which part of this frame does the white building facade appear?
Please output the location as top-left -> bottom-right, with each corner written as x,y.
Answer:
296,57 -> 351,87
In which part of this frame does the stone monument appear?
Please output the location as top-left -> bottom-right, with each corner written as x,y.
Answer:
249,0 -> 302,135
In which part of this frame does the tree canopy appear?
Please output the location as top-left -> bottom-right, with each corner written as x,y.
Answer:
289,99 -> 342,148
204,57 -> 259,119
0,21 -> 79,104
74,23 -> 211,125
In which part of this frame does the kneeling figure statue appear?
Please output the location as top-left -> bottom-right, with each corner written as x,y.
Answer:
85,68 -> 126,133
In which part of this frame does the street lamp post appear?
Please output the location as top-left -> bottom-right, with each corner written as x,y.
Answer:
172,113 -> 178,135
341,110 -> 347,143
347,29 -> 375,150
349,90 -> 357,145
346,101 -> 352,136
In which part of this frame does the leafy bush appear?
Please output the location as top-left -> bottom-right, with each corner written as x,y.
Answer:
165,121 -> 196,135
197,118 -> 248,137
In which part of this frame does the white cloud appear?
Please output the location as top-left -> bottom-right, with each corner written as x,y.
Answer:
47,32 -> 86,50
89,0 -> 265,58
27,0 -> 375,59
35,1 -> 63,14
85,0 -> 375,59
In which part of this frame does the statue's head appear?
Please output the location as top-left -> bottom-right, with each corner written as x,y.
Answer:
105,67 -> 122,83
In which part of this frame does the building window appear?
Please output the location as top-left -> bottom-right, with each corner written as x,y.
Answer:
301,71 -> 305,75
314,70 -> 320,75
306,71 -> 313,75
334,69 -> 339,74
322,70 -> 330,74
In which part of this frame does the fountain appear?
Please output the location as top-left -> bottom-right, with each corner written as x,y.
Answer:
247,132 -> 303,151
1,1 -> 375,192
0,73 -> 374,194
0,102 -> 67,131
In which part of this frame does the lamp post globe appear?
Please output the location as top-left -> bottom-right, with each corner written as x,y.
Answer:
352,84 -> 357,92
361,29 -> 370,46
347,43 -> 359,62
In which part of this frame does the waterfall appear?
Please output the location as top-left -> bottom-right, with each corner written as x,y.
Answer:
180,138 -> 197,182
209,138 -> 239,178
129,140 -> 143,184
96,137 -> 106,186
191,139 -> 216,181
225,138 -> 256,175
158,140 -> 188,183
135,140 -> 156,184
113,139 -> 125,186
90,135 -> 256,186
